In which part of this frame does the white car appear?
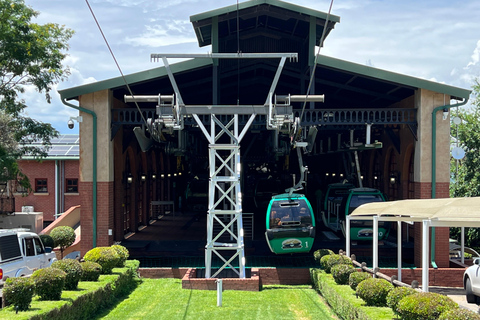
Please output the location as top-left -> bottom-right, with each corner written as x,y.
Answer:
464,258 -> 480,304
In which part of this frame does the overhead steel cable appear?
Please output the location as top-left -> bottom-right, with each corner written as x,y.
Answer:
299,0 -> 335,123
85,0 -> 148,126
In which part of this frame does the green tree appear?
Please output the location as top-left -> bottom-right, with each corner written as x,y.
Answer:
0,0 -> 74,193
450,79 -> 480,249
50,226 -> 76,259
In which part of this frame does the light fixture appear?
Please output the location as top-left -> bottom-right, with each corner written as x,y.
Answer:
168,173 -> 171,177
179,172 -> 182,176
174,173 -> 177,177
161,174 -> 165,179
326,173 -> 329,176
360,175 -> 364,180
389,172 -> 399,185
332,173 -> 336,177
141,174 -> 146,182
152,173 -> 156,180
127,174 -> 133,184
340,173 -> 344,177
374,176 -> 378,180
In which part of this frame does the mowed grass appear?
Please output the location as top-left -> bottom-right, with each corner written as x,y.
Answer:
95,278 -> 338,320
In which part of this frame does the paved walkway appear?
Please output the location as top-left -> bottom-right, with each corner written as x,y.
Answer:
430,286 -> 480,313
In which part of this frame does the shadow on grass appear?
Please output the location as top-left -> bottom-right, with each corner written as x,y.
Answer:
90,279 -> 142,320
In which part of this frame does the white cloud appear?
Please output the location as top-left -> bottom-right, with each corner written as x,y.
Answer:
466,40 -> 480,68
124,22 -> 197,47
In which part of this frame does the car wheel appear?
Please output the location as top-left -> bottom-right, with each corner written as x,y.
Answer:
466,277 -> 477,303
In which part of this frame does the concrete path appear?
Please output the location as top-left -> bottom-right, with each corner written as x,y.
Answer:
430,286 -> 480,314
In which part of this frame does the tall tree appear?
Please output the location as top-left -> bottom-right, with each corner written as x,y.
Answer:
450,79 -> 480,249
0,0 -> 73,193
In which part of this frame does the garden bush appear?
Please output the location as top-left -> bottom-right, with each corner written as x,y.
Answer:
31,267 -> 67,300
319,254 -> 331,270
3,277 -> 35,311
331,264 -> 357,285
396,292 -> 458,320
81,261 -> 103,281
348,271 -> 370,291
84,246 -> 121,274
356,278 -> 394,306
325,254 -> 353,273
39,234 -> 55,248
52,259 -> 83,290
313,249 -> 334,265
438,308 -> 480,320
112,244 -> 129,267
386,286 -> 417,314
50,226 -> 76,259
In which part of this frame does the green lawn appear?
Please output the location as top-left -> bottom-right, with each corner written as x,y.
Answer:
95,278 -> 338,320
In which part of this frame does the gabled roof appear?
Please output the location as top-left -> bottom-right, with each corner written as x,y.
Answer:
316,55 -> 471,101
190,0 -> 340,47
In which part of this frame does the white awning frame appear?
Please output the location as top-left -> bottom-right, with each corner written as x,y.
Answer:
345,197 -> 480,292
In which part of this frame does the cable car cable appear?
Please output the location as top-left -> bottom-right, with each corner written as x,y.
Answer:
299,0 -> 335,124
85,0 -> 148,127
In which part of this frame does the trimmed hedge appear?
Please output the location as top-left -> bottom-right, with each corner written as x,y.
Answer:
84,247 -> 121,274
3,277 -> 35,311
349,272 -> 371,291
396,292 -> 458,320
52,259 -> 83,290
438,308 -> 480,320
386,286 -> 417,315
313,249 -> 334,265
80,261 -> 102,281
331,264 -> 357,285
112,245 -> 129,267
28,260 -> 140,320
311,269 -> 372,320
324,254 -> 353,273
39,234 -> 55,249
320,254 -> 330,270
356,278 -> 394,307
31,267 -> 67,301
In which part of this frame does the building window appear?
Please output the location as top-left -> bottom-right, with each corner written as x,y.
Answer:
66,179 -> 78,193
35,179 -> 48,193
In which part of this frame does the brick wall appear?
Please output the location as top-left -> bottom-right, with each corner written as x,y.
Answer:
80,181 -> 114,255
181,268 -> 260,291
257,268 -> 311,285
413,182 -> 450,268
380,268 -> 465,288
15,159 -> 80,223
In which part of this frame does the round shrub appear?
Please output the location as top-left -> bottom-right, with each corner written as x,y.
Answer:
3,277 -> 35,311
348,271 -> 371,291
325,254 -> 353,274
331,264 -> 357,285
313,249 -> 334,265
39,234 -> 55,248
112,244 -> 129,267
319,254 -> 331,270
31,267 -> 67,300
84,247 -> 121,274
356,278 -> 394,306
396,292 -> 458,320
51,259 -> 83,290
50,226 -> 76,259
80,261 -> 102,281
439,308 -> 480,320
386,286 -> 417,313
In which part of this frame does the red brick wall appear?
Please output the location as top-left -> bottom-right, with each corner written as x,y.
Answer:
80,181 -> 114,256
15,159 -> 80,223
413,182 -> 450,268
380,268 -> 465,288
181,268 -> 260,291
257,268 -> 311,285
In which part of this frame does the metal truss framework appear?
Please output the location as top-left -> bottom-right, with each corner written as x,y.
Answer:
126,52 -> 301,278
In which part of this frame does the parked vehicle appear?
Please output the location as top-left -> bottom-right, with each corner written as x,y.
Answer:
464,258 -> 480,304
0,229 -> 57,286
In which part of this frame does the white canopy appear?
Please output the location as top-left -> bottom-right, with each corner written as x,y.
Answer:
346,197 -> 480,292
350,197 -> 480,227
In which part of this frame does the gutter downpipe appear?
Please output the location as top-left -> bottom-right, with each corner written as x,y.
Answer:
430,97 -> 468,268
61,96 -> 98,248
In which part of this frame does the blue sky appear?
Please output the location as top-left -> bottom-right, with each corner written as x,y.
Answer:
22,0 -> 480,133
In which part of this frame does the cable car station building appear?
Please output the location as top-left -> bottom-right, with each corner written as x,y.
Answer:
59,0 -> 470,273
